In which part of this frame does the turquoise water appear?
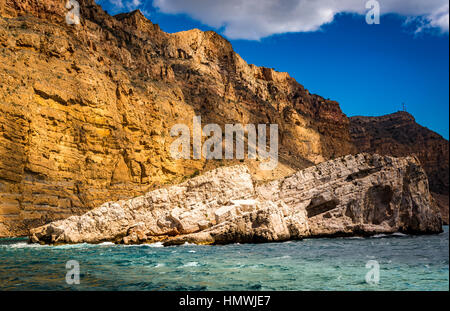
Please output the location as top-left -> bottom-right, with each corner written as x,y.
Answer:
0,227 -> 448,291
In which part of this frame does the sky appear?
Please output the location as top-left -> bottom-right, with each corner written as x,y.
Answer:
96,0 -> 449,139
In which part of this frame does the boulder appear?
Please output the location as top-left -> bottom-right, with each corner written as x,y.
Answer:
29,154 -> 443,245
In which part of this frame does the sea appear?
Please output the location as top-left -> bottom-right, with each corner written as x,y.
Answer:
0,226 -> 448,291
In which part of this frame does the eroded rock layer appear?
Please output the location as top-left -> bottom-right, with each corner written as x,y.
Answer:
350,112 -> 449,224
29,154 -> 443,245
0,0 -> 354,236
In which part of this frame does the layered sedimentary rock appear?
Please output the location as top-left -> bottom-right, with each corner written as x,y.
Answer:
29,154 -> 443,245
350,112 -> 449,224
0,0 -> 354,237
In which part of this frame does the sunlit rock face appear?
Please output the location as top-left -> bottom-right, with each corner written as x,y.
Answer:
29,154 -> 443,245
0,0 -> 355,236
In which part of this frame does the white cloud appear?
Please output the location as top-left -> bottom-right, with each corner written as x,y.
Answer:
150,0 -> 449,39
108,0 -> 124,9
106,0 -> 142,11
427,3 -> 449,32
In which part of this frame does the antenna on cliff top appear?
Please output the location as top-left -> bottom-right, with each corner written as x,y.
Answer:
402,102 -> 407,112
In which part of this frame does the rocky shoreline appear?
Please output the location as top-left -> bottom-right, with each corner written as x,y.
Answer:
29,153 -> 443,245
1,0 -> 447,237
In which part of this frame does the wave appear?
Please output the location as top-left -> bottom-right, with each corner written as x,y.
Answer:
146,242 -> 164,248
2,242 -> 95,249
2,242 -> 48,249
52,243 -> 93,249
371,234 -> 389,238
371,232 -> 409,239
182,262 -> 199,267
391,232 -> 408,237
98,242 -> 115,246
121,242 -> 164,248
273,255 -> 291,259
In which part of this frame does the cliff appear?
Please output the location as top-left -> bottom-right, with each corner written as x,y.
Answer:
0,0 -> 354,236
350,112 -> 449,224
29,154 -> 443,245
0,0 -> 446,238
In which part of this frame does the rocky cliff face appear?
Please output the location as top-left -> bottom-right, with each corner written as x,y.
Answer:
350,112 -> 449,224
0,0 -> 355,236
29,154 -> 443,245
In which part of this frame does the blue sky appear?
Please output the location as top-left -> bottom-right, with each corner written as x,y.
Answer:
96,0 -> 449,139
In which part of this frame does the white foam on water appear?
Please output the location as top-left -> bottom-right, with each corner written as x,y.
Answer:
182,262 -> 199,267
392,232 -> 408,237
3,242 -> 94,250
52,243 -> 92,249
155,263 -> 166,268
121,242 -> 164,248
98,242 -> 115,246
146,242 -> 164,248
5,242 -> 48,249
188,250 -> 196,253
371,232 -> 409,239
371,234 -> 389,238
